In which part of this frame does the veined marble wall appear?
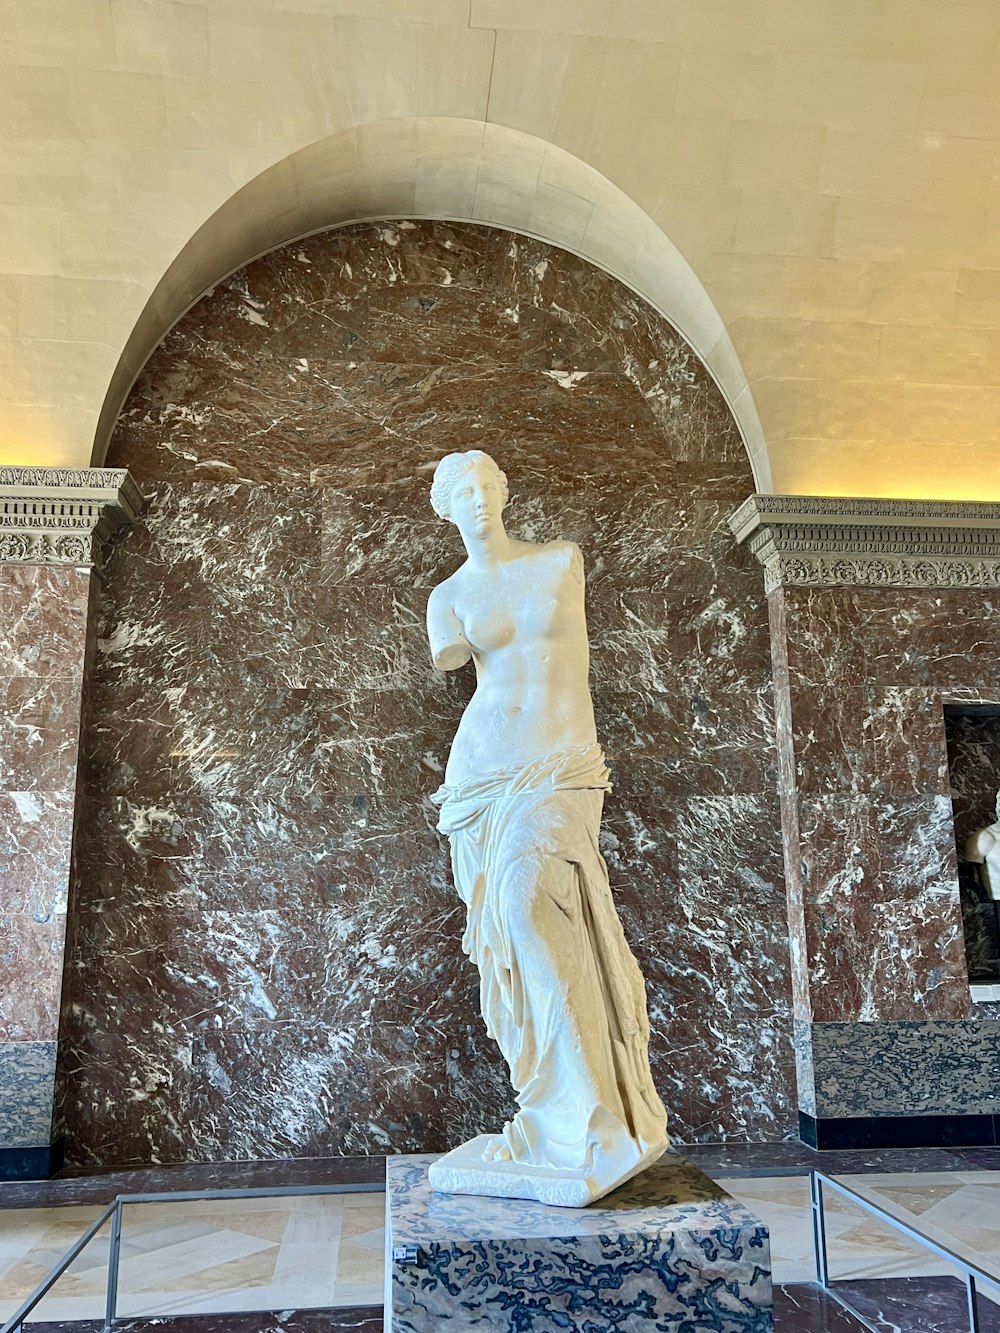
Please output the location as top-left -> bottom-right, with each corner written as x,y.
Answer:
947,711 -> 1000,980
1,564 -> 94,1171
59,222 -> 795,1166
771,584 -> 1000,1125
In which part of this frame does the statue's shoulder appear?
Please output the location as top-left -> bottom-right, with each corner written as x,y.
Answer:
971,821 -> 1000,847
537,538 -> 582,563
428,565 -> 467,608
549,538 -> 584,575
527,538 -> 584,586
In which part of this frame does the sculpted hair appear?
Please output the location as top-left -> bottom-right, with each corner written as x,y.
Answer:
430,450 -> 509,522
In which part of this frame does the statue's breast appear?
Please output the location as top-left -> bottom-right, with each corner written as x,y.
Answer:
461,580 -> 568,656
456,547 -> 582,658
462,602 -> 518,653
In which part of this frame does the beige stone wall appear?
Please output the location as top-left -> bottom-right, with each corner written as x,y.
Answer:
2,0 -> 1000,497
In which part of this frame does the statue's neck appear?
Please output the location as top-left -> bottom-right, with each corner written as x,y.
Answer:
461,524 -> 512,571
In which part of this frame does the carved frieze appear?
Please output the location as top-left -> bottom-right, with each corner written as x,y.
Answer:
730,495 -> 1000,592
0,467 -> 143,568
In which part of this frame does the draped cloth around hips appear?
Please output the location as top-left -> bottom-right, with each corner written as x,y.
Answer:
431,743 -> 668,1179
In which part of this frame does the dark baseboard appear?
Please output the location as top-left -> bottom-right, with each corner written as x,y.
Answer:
16,1310 -> 385,1333
0,1138 -> 65,1181
800,1110 -> 1000,1150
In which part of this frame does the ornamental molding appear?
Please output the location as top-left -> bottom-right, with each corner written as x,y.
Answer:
729,494 -> 1000,593
0,467 -> 144,569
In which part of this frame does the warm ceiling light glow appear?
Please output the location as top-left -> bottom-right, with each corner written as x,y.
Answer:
815,482 -> 1000,503
792,458 -> 1000,505
0,444 -> 64,467
0,418 -> 84,469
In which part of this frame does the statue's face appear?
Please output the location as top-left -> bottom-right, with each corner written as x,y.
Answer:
450,459 -> 504,539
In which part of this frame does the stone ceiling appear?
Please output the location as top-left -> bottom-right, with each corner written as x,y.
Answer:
2,0 -> 999,498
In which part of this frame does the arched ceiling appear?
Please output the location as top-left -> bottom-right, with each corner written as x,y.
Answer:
95,118 -> 771,488
2,0 -> 1000,497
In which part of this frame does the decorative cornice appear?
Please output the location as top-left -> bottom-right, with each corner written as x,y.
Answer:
0,467 -> 144,569
729,494 -> 1000,593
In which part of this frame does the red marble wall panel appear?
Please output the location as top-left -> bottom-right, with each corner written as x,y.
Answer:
0,916 -> 66,1041
768,591 -> 810,1021
0,565 -> 91,1060
60,221 -> 795,1166
0,566 -> 91,677
0,791 -> 74,918
774,583 -> 993,1025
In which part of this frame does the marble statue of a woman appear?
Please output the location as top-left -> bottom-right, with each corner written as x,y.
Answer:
425,450 -> 668,1208
965,790 -> 1000,901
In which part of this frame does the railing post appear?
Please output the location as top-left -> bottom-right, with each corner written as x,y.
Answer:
967,1273 -> 981,1333
810,1172 -> 830,1288
103,1201 -> 123,1333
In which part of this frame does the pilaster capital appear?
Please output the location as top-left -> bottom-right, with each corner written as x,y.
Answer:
0,467 -> 144,569
730,494 -> 1000,593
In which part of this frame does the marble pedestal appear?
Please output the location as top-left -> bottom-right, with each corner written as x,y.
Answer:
385,1152 -> 773,1332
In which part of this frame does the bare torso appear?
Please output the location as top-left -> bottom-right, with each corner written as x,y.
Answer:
427,539 -> 597,786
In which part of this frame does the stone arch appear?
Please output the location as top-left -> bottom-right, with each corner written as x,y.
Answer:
91,117 -> 769,489
65,219 -> 794,1164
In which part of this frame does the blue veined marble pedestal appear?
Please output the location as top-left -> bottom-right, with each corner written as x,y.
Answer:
385,1151 -> 773,1332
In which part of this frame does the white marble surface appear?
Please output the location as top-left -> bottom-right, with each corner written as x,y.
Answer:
428,1133 -> 665,1208
426,450 -> 668,1205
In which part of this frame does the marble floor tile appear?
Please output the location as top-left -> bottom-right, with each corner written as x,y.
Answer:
844,1171 -> 1000,1281
685,1141 -> 979,1178
20,1312 -> 382,1333
0,1194 -> 385,1323
715,1176 -> 922,1284
951,1146 -> 1000,1171
0,1158 -> 386,1213
830,1276 -> 1000,1333
773,1283 -> 871,1331
776,1277 -> 1000,1332
717,1171 -> 1000,1290
3,1162 -> 1000,1327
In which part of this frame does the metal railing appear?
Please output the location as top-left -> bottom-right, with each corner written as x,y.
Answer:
0,1181 -> 384,1333
811,1170 -> 1000,1333
8,1165 -> 996,1332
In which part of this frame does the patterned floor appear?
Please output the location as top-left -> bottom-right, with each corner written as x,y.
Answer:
851,1170 -> 1000,1276
0,1194 -> 385,1321
0,1165 -> 997,1324
720,1170 -> 1000,1286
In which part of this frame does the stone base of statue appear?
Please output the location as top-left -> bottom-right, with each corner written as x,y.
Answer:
427,1132 -> 665,1207
385,1152 -> 773,1332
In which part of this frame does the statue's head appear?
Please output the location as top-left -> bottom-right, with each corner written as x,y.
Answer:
430,450 -> 509,534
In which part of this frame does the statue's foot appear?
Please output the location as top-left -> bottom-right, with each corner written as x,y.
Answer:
430,1134 -> 669,1208
481,1134 -> 512,1164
